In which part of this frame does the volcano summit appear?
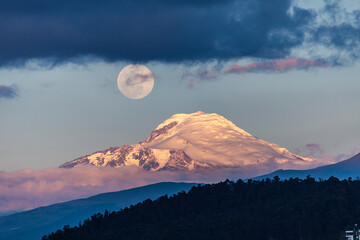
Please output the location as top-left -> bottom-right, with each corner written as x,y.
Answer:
60,111 -> 326,177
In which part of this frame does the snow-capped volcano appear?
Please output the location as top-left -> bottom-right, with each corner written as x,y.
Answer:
60,111 -> 323,174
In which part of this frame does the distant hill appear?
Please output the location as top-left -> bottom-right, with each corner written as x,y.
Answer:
0,182 -> 197,240
254,152 -> 360,180
43,177 -> 360,240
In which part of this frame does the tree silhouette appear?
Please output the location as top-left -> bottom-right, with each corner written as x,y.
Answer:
43,177 -> 360,240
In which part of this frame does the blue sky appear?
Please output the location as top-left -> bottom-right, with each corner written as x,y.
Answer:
1,0 -> 360,171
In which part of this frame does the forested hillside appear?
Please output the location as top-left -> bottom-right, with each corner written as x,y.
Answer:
43,176 -> 360,240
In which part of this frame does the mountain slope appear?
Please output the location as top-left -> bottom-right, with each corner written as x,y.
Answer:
254,152 -> 360,180
0,182 -> 197,240
61,112 -> 323,176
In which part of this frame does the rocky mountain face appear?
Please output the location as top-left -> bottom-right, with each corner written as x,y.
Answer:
60,111 -> 325,173
60,145 -> 212,171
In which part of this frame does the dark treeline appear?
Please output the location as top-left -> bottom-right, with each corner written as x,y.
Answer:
43,176 -> 360,240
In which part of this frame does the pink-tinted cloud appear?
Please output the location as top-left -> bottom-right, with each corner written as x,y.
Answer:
187,79 -> 196,89
298,144 -> 360,164
331,147 -> 360,162
305,143 -> 325,156
224,58 -> 329,74
182,69 -> 218,89
0,166 -> 180,213
0,166 -> 248,214
183,58 -> 329,88
196,69 -> 218,80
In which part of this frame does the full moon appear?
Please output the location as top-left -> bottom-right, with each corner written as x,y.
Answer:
117,64 -> 154,99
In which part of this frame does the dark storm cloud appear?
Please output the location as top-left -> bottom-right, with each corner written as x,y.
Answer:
311,0 -> 360,63
0,0 -> 315,66
313,25 -> 360,60
0,84 -> 19,99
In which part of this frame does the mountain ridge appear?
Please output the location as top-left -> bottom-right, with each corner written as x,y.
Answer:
253,152 -> 360,180
60,111 -> 327,176
0,182 -> 198,240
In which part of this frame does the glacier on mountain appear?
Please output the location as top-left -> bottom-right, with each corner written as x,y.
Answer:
60,111 -> 326,175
